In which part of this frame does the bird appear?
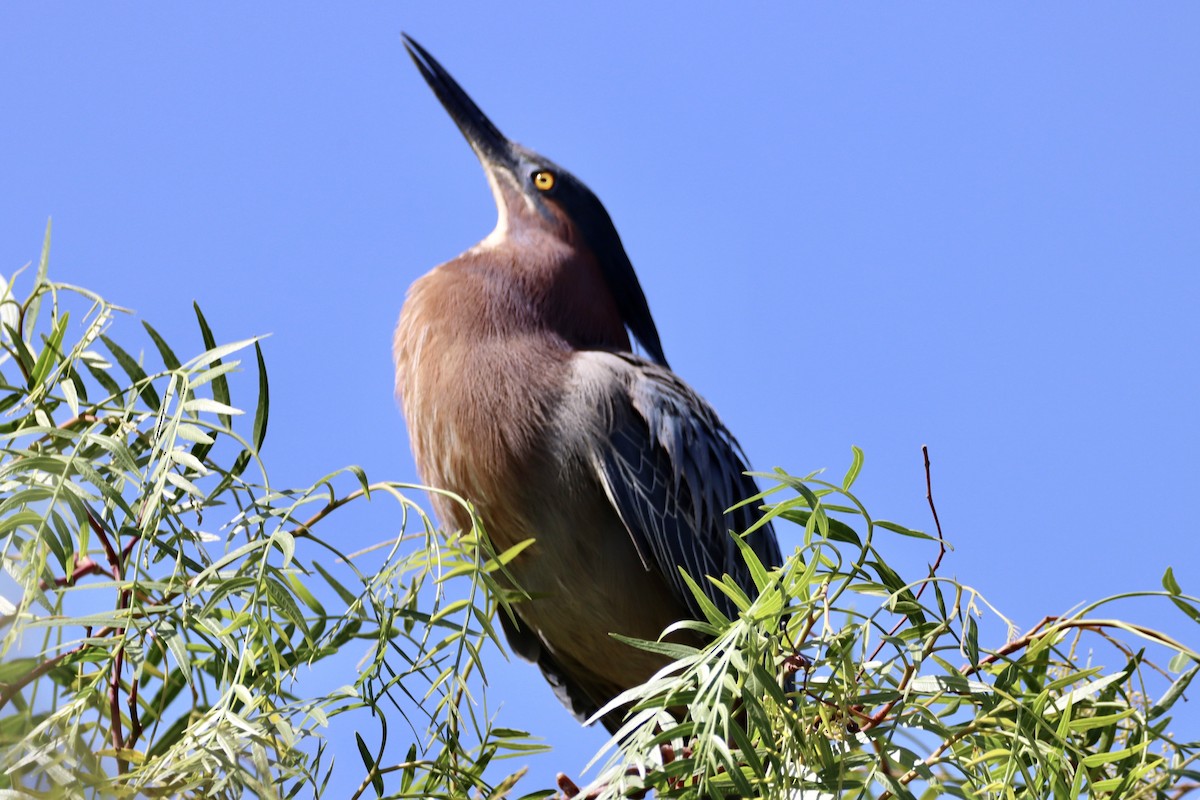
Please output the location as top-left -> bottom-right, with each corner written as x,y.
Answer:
393,34 -> 782,733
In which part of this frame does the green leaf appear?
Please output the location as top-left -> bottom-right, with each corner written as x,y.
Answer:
83,358 -> 122,400
731,531 -> 770,592
101,333 -> 160,410
193,302 -> 232,427
678,569 -> 730,628
22,218 -> 51,341
1169,651 -> 1193,672
142,320 -> 182,371
29,310 -> 69,388
779,508 -> 861,545
252,341 -> 269,451
183,398 -> 244,417
843,444 -> 864,490
175,422 -> 214,445
1163,566 -> 1182,595
876,520 -> 934,540
399,743 -> 417,794
312,561 -> 358,606
1150,663 -> 1199,720
273,530 -> 296,567
285,572 -> 326,616
61,373 -> 80,416
1080,739 -> 1149,767
609,632 -> 701,661
1167,593 -> 1200,624
355,732 -> 384,796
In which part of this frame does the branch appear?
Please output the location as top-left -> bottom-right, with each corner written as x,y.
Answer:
38,555 -> 112,590
0,627 -> 119,709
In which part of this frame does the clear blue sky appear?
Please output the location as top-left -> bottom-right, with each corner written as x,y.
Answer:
3,5 -> 1198,794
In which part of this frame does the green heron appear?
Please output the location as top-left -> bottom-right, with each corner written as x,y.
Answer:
394,35 -> 782,733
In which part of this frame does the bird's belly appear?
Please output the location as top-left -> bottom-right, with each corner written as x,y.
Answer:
504,482 -> 690,689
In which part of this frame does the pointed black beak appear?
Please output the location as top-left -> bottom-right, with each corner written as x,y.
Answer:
402,34 -> 517,171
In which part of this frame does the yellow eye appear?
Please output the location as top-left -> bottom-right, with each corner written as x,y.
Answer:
532,170 -> 556,191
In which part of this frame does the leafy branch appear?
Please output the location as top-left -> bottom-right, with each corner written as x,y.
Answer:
0,225 -> 540,799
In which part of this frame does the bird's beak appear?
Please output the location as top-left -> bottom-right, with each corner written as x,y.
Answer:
402,34 -> 517,174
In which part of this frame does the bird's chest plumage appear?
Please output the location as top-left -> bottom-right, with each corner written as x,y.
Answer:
394,246 -> 627,528
400,345 -> 550,530
394,256 -> 691,706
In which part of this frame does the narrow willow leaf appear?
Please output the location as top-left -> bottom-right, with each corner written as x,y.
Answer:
183,338 -> 258,373
165,472 -> 204,498
190,361 -> 240,389
347,464 -> 370,496
779,509 -> 861,545
264,574 -> 310,638
141,320 -> 181,371
400,744 -> 417,793
99,333 -> 160,410
272,530 -> 295,567
876,520 -> 934,540
731,532 -> 770,592
843,444 -> 864,490
183,398 -> 244,417
61,374 -> 80,416
1079,739 -> 1150,767
252,341 -> 269,451
1049,671 -> 1131,714
1149,663 -> 1199,720
285,572 -> 325,616
907,676 -> 993,695
312,561 -> 358,606
483,537 -> 535,571
355,732 -> 383,796
30,311 -> 69,388
1069,708 -> 1136,732
174,423 -> 214,445
679,569 -> 730,627
22,219 -> 51,341
609,633 -> 700,661
965,615 -> 980,668
168,448 -> 209,475
1162,566 -> 1182,595
10,325 -> 37,381
1169,651 -> 1193,672
192,302 -> 232,427
163,630 -> 194,687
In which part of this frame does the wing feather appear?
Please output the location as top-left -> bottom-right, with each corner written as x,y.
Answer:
586,353 -> 782,621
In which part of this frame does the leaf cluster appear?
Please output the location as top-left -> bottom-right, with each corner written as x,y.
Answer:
580,452 -> 1200,799
0,225 -> 541,799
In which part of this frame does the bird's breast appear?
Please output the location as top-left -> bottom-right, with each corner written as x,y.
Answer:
394,266 -> 572,538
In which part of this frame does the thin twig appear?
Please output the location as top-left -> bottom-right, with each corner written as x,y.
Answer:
110,640 -> 126,756
915,444 -> 947,603
961,616 -> 1185,677
85,507 -> 120,575
859,447 -> 949,680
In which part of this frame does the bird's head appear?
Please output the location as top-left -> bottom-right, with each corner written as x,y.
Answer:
402,34 -> 668,368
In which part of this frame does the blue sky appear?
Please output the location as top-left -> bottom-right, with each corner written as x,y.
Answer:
3,4 -> 1198,794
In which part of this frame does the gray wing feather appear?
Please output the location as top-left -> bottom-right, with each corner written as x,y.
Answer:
591,353 -> 782,621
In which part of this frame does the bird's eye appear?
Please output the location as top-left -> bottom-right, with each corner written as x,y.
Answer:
532,170 -> 556,192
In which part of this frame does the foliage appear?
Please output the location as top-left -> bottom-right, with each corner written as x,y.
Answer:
3,225 -> 1198,799
575,452 -> 1200,798
0,224 -> 541,799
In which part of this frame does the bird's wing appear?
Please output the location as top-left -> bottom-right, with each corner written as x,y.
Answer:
583,352 -> 782,621
496,609 -> 611,728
